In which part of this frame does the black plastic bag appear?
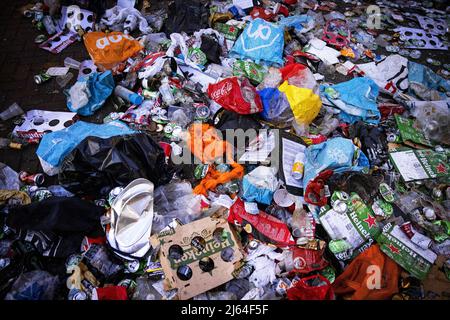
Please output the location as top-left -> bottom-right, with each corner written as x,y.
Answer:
6,197 -> 105,258
349,121 -> 388,167
201,34 -> 222,64
165,0 -> 209,35
213,108 -> 262,132
58,133 -> 173,197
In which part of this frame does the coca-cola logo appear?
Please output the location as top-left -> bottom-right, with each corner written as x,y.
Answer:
211,81 -> 233,101
16,131 -> 45,139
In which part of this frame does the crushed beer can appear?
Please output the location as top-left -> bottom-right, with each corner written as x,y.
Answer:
19,171 -> 45,186
34,72 -> 52,84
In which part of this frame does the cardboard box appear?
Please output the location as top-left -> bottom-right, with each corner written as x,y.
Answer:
159,216 -> 243,300
319,191 -> 381,260
377,222 -> 437,280
389,148 -> 450,183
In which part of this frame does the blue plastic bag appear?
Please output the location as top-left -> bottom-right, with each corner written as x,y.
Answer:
408,61 -> 450,100
320,77 -> 380,125
303,137 -> 369,188
242,166 -> 279,205
258,87 -> 293,125
36,120 -> 136,176
231,18 -> 284,66
67,71 -> 115,116
278,15 -> 313,32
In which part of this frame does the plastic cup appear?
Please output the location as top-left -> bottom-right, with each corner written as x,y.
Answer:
273,189 -> 295,208
0,103 -> 24,121
64,57 -> 81,70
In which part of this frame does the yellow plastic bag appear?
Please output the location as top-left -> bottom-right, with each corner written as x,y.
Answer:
278,81 -> 322,125
83,31 -> 143,71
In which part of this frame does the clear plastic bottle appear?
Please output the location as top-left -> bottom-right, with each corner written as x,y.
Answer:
159,79 -> 175,105
42,15 -> 56,35
114,85 -> 144,105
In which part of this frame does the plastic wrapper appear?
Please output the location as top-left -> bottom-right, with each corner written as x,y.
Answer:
408,61 -> 450,100
165,0 -> 209,35
100,6 -> 152,34
58,133 -> 173,197
287,275 -> 334,300
6,197 -> 104,258
303,137 -> 370,189
5,271 -> 59,300
67,71 -> 115,116
320,77 -> 380,125
0,163 -> 20,190
410,102 -> 450,145
332,244 -> 400,300
258,88 -> 294,127
83,31 -> 143,71
242,166 -> 279,205
152,182 -> 202,234
37,121 -> 136,176
279,81 -> 322,127
357,54 -> 409,95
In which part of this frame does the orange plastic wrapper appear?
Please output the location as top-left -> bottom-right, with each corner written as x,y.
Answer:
332,244 -> 400,300
187,123 -> 244,196
83,31 -> 143,72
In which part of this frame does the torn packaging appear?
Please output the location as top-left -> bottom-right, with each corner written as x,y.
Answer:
228,198 -> 295,246
158,216 -> 243,300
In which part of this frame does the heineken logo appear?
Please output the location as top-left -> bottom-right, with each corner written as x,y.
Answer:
169,232 -> 235,269
349,211 -> 370,239
436,163 -> 447,174
383,232 -> 418,259
387,244 -> 400,254
363,214 -> 377,228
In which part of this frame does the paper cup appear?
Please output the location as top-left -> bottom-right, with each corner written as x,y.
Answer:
273,189 -> 295,208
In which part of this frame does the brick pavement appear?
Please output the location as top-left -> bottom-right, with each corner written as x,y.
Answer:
0,0 -> 109,174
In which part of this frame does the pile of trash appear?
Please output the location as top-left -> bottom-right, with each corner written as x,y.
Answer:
0,0 -> 449,300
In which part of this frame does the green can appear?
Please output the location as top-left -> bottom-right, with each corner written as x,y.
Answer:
233,60 -> 267,85
194,164 -> 209,179
34,72 -> 52,84
188,47 -> 208,66
214,22 -> 242,41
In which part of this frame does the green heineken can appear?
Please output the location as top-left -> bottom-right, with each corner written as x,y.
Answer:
194,164 -> 209,179
233,60 -> 267,85
35,21 -> 45,31
188,47 -> 207,66
34,72 -> 52,85
214,22 -> 242,41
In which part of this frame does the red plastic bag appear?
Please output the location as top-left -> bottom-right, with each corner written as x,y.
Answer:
207,77 -> 262,115
228,198 -> 295,246
94,286 -> 128,300
280,63 -> 307,81
291,245 -> 329,274
287,275 -> 335,300
250,7 -> 276,21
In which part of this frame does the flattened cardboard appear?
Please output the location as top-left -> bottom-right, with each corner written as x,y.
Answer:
377,222 -> 437,280
159,216 -> 243,300
13,110 -> 78,140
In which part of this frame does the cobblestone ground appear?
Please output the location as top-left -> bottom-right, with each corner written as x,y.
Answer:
0,0 -> 112,174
